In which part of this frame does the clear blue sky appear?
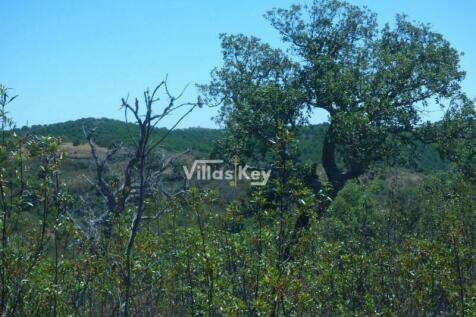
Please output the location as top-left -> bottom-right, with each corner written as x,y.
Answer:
2,0 -> 475,129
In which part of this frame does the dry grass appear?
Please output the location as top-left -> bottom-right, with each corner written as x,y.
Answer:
60,142 -> 108,159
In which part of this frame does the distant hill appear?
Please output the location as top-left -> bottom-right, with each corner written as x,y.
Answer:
17,118 -> 332,162
18,118 -> 447,172
19,118 -> 223,156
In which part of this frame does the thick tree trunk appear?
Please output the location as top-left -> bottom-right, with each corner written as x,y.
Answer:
286,121 -> 365,260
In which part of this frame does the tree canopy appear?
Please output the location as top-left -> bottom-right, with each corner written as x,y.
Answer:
205,0 -> 466,197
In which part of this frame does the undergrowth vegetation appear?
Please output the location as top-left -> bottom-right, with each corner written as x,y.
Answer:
1,0 -> 475,316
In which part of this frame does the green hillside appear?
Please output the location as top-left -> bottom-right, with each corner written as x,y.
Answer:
19,118 -> 447,172
19,117 -> 223,156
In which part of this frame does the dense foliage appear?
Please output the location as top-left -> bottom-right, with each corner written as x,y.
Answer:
2,113 -> 475,316
1,1 -> 475,316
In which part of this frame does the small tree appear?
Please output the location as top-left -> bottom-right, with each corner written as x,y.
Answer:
86,77 -> 201,316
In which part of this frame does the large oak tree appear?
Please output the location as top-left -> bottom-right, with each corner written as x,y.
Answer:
205,0 -> 465,196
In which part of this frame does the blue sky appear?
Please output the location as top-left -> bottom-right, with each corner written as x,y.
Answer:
2,0 -> 475,129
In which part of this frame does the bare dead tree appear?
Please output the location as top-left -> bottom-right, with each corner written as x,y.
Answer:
85,76 -> 201,316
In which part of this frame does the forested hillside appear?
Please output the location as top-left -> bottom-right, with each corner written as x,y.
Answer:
19,118 -> 447,172
19,118 -> 222,156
